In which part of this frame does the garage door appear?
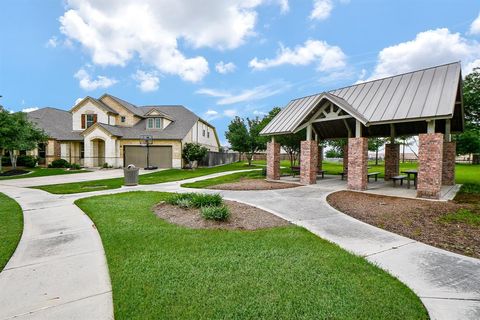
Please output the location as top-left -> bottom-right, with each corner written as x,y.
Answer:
124,145 -> 172,168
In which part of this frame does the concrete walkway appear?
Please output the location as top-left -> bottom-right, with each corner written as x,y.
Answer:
1,170 -> 479,319
0,168 -> 165,188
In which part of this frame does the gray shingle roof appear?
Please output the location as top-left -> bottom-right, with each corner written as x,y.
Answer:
100,94 -> 145,117
27,108 -> 83,141
261,62 -> 462,135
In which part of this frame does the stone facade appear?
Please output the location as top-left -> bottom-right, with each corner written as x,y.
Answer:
300,140 -> 318,185
318,145 -> 323,171
442,141 -> 456,185
384,143 -> 400,181
266,141 -> 281,180
343,144 -> 349,174
417,133 -> 444,199
347,137 -> 368,191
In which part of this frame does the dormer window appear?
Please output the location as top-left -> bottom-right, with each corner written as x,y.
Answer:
147,117 -> 163,129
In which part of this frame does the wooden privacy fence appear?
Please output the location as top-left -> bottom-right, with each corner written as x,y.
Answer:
198,152 -> 240,167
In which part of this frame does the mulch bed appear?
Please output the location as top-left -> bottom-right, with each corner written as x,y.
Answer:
0,169 -> 30,177
153,200 -> 290,230
327,191 -> 480,259
209,178 -> 299,191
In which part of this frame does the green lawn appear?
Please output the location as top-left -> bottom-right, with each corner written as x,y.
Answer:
0,193 -> 23,271
0,167 -> 87,180
76,191 -> 428,320
35,162 -> 258,194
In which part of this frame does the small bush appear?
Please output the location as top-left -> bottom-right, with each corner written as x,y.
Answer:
190,193 -> 223,208
1,156 -> 11,167
176,198 -> 192,208
16,155 -> 38,168
50,159 -> 70,168
201,205 -> 230,221
165,193 -> 192,205
69,163 -> 81,170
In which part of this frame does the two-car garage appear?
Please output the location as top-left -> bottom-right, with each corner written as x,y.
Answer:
123,145 -> 172,168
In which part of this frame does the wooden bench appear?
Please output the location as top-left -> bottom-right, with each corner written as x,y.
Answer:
391,175 -> 407,187
290,166 -> 326,179
367,172 -> 380,182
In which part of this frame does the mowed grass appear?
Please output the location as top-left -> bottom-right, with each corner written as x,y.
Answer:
34,162 -> 257,194
0,193 -> 23,271
76,191 -> 428,320
0,167 -> 87,180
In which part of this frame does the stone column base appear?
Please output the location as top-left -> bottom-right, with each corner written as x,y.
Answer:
266,141 -> 280,180
300,140 -> 318,185
417,133 -> 443,199
347,137 -> 368,191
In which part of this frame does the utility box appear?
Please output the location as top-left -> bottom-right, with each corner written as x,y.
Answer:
124,164 -> 139,186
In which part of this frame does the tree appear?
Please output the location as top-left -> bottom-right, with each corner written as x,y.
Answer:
225,116 -> 267,166
455,128 -> 480,164
326,139 -> 347,157
368,138 -> 387,165
182,143 -> 208,169
0,110 -> 48,170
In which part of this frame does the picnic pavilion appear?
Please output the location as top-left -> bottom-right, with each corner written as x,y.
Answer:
260,62 -> 465,199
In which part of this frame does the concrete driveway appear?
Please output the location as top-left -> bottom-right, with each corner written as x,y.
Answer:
1,170 -> 479,320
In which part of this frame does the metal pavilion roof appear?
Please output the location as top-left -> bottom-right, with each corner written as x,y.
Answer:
261,62 -> 463,136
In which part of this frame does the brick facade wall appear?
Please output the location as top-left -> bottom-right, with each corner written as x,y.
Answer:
347,137 -> 368,191
343,144 -> 348,174
266,141 -> 281,180
442,141 -> 456,186
300,140 -> 318,185
384,143 -> 400,181
417,133 -> 444,199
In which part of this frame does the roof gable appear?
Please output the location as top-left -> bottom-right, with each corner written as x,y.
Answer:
71,96 -> 119,115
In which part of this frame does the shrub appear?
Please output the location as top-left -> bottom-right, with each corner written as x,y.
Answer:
17,155 -> 38,168
190,193 -> 223,208
102,162 -> 109,169
69,163 -> 81,170
1,156 -> 11,167
182,143 -> 208,169
50,159 -> 70,168
165,193 -> 192,206
176,198 -> 192,208
201,205 -> 230,221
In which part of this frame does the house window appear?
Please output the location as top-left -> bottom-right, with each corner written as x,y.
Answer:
202,129 -> 205,137
121,116 -> 126,123
147,118 -> 163,129
207,131 -> 210,138
80,142 -> 84,159
86,114 -> 95,128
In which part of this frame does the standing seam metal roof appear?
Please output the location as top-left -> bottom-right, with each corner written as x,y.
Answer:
260,62 -> 462,135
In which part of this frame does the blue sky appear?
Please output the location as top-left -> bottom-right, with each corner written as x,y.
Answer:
1,0 -> 480,144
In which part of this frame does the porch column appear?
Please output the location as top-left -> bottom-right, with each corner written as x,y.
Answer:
84,139 -> 94,167
317,144 -> 323,171
384,143 -> 400,181
417,133 -> 444,199
347,137 -> 368,190
300,141 -> 318,184
266,137 -> 280,180
442,141 -> 456,185
342,144 -> 348,174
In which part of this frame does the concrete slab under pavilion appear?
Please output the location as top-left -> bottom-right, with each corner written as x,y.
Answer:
261,62 -> 465,200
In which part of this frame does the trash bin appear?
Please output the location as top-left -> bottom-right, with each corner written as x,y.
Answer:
124,164 -> 139,186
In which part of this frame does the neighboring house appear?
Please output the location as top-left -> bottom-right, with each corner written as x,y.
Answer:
27,94 -> 220,168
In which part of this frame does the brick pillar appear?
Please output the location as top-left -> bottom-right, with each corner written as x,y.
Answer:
442,141 -> 456,185
318,145 -> 323,171
417,133 -> 443,199
343,144 -> 349,174
347,137 -> 368,191
266,141 -> 280,180
384,143 -> 400,181
300,140 -> 318,185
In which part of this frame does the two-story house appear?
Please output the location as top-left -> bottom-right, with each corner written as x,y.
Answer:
27,94 -> 220,168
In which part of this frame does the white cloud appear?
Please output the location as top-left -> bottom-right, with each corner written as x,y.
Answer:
58,1 -> 286,82
369,28 -> 480,80
45,36 -> 59,48
74,68 -> 117,91
204,109 -> 220,120
215,61 -> 236,74
253,110 -> 267,116
310,0 -> 333,20
277,0 -> 289,13
22,107 -> 39,113
224,109 -> 238,117
249,39 -> 346,72
133,70 -> 159,92
75,97 -> 84,105
470,12 -> 480,35
196,81 -> 290,105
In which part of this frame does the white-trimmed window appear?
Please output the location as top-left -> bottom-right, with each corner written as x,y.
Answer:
86,114 -> 95,128
147,117 -> 163,129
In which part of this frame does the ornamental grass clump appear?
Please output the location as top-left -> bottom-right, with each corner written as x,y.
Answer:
200,205 -> 230,221
189,193 -> 223,208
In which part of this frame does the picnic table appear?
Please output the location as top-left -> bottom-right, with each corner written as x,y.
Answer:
401,170 -> 418,189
